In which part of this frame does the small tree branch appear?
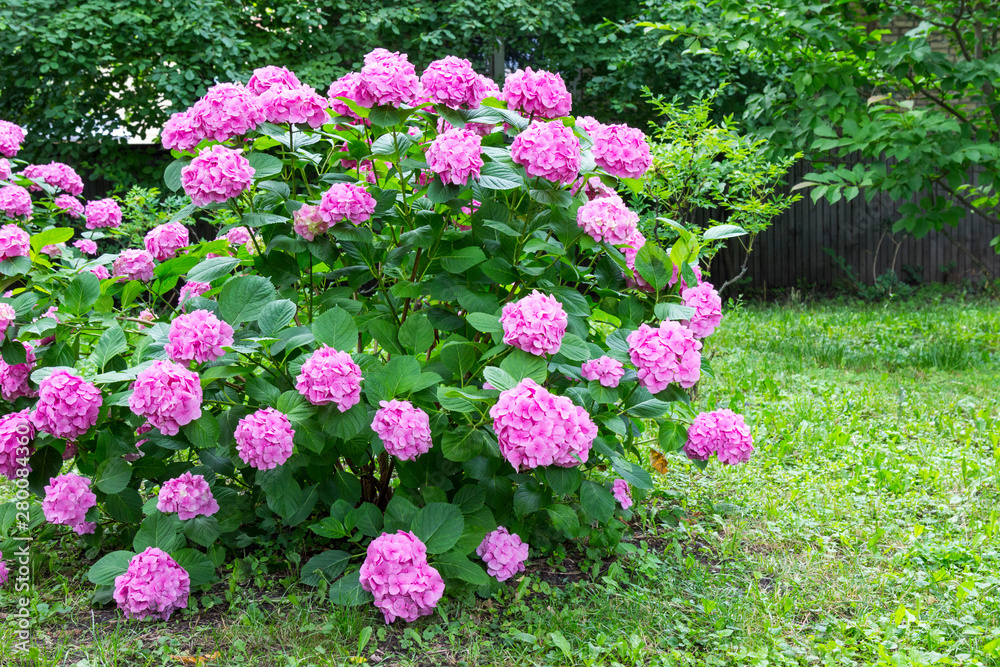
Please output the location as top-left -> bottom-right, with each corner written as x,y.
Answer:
939,227 -> 994,278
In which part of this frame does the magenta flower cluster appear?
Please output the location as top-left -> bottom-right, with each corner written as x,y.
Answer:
182,145 -> 255,207
612,479 -> 633,510
73,238 -> 97,254
476,527 -> 529,582
31,369 -> 102,440
165,309 -> 234,364
222,226 -> 252,247
503,68 -> 572,119
292,204 -> 328,241
42,473 -> 96,535
581,356 -> 625,388
359,531 -> 445,624
360,49 -> 420,107
0,302 -> 14,342
371,400 -> 433,461
500,290 -> 568,356
425,128 -> 483,185
178,281 -> 211,307
166,82 -> 266,147
0,120 -> 25,157
128,360 -> 203,436
259,85 -> 330,128
511,121 -> 580,185
0,224 -> 29,260
0,185 -> 32,218
0,551 -> 7,587
144,222 -> 190,261
420,56 -> 486,109
84,198 -> 122,229
685,409 -> 754,465
296,347 -> 362,411
157,472 -> 220,520
0,341 -> 36,401
626,321 -> 703,392
21,162 -> 84,195
681,282 -> 723,338
318,183 -> 376,227
593,124 -> 653,180
90,265 -> 110,280
247,66 -> 301,95
234,407 -> 295,470
490,378 -> 597,470
0,159 -> 10,181
113,249 -> 156,282
56,195 -> 85,219
576,195 -> 639,245
113,547 -> 191,621
0,410 -> 34,481
327,72 -> 376,119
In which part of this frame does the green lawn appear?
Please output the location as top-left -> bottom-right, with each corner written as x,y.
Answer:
3,297 -> 999,666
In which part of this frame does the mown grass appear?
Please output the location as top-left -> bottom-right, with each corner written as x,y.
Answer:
2,296 -> 999,666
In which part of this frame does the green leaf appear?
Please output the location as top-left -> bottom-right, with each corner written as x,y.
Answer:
183,413 -> 221,450
30,227 -> 74,253
171,548 -> 217,586
368,105 -> 412,127
610,455 -> 654,491
89,325 -> 127,372
276,390 -> 315,423
628,399 -> 673,418
1,339 -> 26,365
398,314 -> 435,354
546,505 -> 580,537
434,551 -> 490,585
349,502 -> 383,537
703,224 -> 747,240
500,349 -> 547,384
658,421 -> 688,453
366,355 -> 421,402
482,366 -> 516,392
588,380 -> 619,404
103,488 -> 143,524
478,162 -> 523,190
654,303 -> 696,321
87,550 -> 134,585
329,570 -> 374,607
96,458 -> 132,494
257,299 -> 297,337
385,495 -> 419,533
545,467 -> 582,495
248,152 -> 284,179
0,256 -> 31,277
410,502 -> 465,554
441,427 -> 486,463
634,244 -> 672,292
312,307 -> 358,352
427,180 -> 461,204
580,481 -> 616,523
440,247 -> 487,274
120,280 -> 144,308
187,256 -> 241,283
164,159 -> 189,192
556,333 -> 589,361
301,550 -> 351,586
133,512 -> 185,552
60,271 -> 101,316
219,275 -> 276,323
183,515 -> 221,547
466,312 -> 502,334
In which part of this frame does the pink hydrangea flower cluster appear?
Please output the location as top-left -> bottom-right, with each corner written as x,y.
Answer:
32,370 -> 102,440
571,175 -> 616,201
73,238 -> 97,254
0,341 -> 36,401
259,85 -> 330,128
84,198 -> 122,229
500,290 -> 568,356
581,356 -> 625,388
0,121 -> 25,158
575,116 -> 604,138
0,224 -> 29,260
0,185 -> 32,218
182,145 -> 255,207
137,309 -> 155,328
360,531 -> 445,624
128,360 -> 203,435
22,162 -> 84,195
0,159 -> 10,181
626,321 -> 702,392
612,479 -> 633,510
42,473 -> 97,534
426,129 -> 483,186
178,281 -> 211,307
0,551 -> 8,586
327,72 -> 377,119
360,49 -> 419,107
40,243 -> 63,258
0,410 -> 34,481
90,265 -> 110,280
234,407 -> 295,470
292,204 -> 328,241
576,195 -> 639,245
371,400 -> 432,461
593,124 -> 652,179
503,68 -> 572,119
156,472 -> 220,520
318,183 -> 376,226
685,409 -> 754,464
113,547 -> 191,621
113,249 -> 155,282
165,309 -> 234,364
476,527 -> 529,582
247,65 -> 301,95
54,195 -> 84,219
192,83 -> 265,143
0,302 -> 14,342
510,121 -> 580,185
296,347 -> 362,411
490,378 -> 597,470
420,56 -> 486,109
144,222 -> 190,261
681,282 -> 723,338
222,226 -> 252,247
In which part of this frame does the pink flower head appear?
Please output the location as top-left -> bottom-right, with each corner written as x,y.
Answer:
360,49 -> 419,107
259,85 -> 330,128
626,321 -> 702,392
500,290 -> 567,356
137,309 -> 155,329
295,347 -> 362,411
327,72 -> 377,119
40,243 -> 63,258
0,224 -> 29,259
489,378 -> 597,470
144,222 -> 190,261
221,226 -> 251,247
0,121 -> 26,158
84,198 -> 123,229
575,116 -> 605,138
0,302 -> 14,342
73,238 -> 97,254
371,400 -> 432,461
178,281 -> 211,307
165,309 -> 234,364
0,551 -> 8,586
190,83 -> 264,143
426,129 -> 483,186
593,124 -> 652,180
0,159 -> 10,181
113,547 -> 191,621
669,262 -> 703,291
318,183 -> 376,226
581,356 -> 625,388
21,162 -> 84,195
128,360 -> 203,435
234,407 -> 295,470
292,204 -> 329,241
89,265 -> 110,280
420,57 -> 487,109
114,249 -> 156,282
181,144 -> 255,207
32,370 -> 102,440
684,409 -> 754,464
0,341 -> 36,401
359,531 -> 445,624
161,110 -> 205,151
42,473 -> 96,534
503,68 -> 572,119
612,479 -> 633,510
476,527 -> 529,582
54,195 -> 84,219
0,185 -> 32,219
247,66 -> 301,95
0,409 -> 34,481
571,175 -> 616,201
156,471 -> 220,520
510,121 -> 580,185
681,282 -> 723,338
576,195 -> 639,245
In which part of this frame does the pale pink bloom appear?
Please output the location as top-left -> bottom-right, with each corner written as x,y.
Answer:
500,290 -> 567,356
503,68 -> 572,119
189,82 -> 265,143
371,400 -> 432,461
292,204 -> 328,241
0,341 -> 35,401
157,472 -> 220,520
235,407 -> 295,470
477,527 -> 529,582
0,409 -> 34,480
128,360 -> 203,435
113,249 -> 156,282
73,238 -> 97,254
685,409 -> 754,464
318,183 -> 376,226
0,121 -> 26,158
259,85 -> 330,128
181,145 -> 254,207
682,282 -> 723,338
144,222 -> 190,261
510,121 -> 580,185
359,49 -> 419,107
581,356 -> 625,388
31,369 -> 102,440
626,321 -> 702,392
593,124 -> 653,179
165,309 -> 234,364
42,473 -> 96,534
84,198 -> 122,229
420,56 -> 487,109
21,162 -> 84,195
247,66 -> 301,96
576,195 -> 639,245
295,347 -> 362,411
0,186 -> 32,219
426,129 -> 483,185
113,547 -> 190,621
359,531 -> 444,624
612,479 -> 633,509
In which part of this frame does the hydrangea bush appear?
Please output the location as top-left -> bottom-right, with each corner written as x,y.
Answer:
0,51 -> 753,621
